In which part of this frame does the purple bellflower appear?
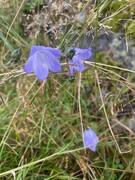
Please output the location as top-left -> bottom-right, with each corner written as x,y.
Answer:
69,48 -> 92,75
83,128 -> 99,152
24,46 -> 62,80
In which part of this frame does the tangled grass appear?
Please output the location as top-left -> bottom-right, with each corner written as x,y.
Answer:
0,0 -> 135,179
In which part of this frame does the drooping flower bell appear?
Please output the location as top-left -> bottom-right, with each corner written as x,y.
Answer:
83,128 -> 99,152
24,46 -> 62,80
68,48 -> 92,75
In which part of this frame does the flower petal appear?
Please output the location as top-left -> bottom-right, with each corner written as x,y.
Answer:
29,45 -> 61,58
29,46 -> 43,56
75,62 -> 84,72
69,63 -> 74,76
33,55 -> 49,80
70,62 -> 84,73
36,50 -> 61,73
34,60 -> 49,81
24,55 -> 34,73
71,54 -> 81,63
45,47 -> 62,58
72,55 -> 85,72
83,128 -> 99,152
69,55 -> 85,75
74,48 -> 92,59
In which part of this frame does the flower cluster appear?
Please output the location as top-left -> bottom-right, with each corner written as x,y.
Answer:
24,45 -> 99,152
24,45 -> 92,80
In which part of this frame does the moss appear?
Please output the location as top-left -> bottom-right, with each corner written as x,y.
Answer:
95,52 -> 121,67
126,21 -> 135,39
23,0 -> 44,13
106,12 -> 129,32
101,0 -> 135,32
109,1 -> 127,12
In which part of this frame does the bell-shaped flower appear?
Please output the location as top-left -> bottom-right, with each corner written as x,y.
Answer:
24,46 -> 62,80
83,128 -> 99,152
69,48 -> 92,75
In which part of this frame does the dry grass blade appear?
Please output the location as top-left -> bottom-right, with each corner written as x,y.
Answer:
95,70 -> 131,154
0,79 -> 37,148
78,73 -> 84,142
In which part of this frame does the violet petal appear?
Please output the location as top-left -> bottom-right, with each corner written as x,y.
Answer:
83,128 -> 99,152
